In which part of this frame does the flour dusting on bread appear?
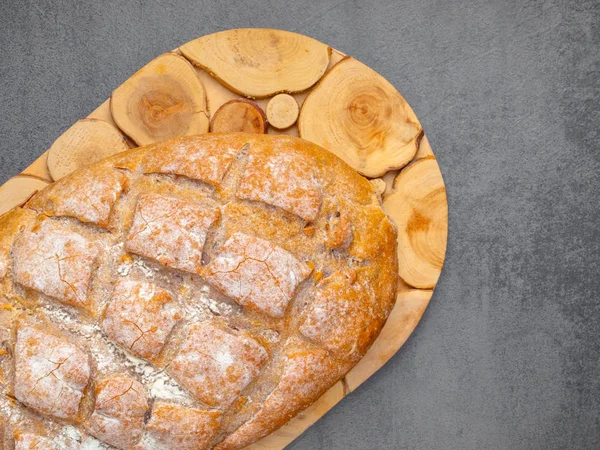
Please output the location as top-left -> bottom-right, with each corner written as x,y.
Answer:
0,134 -> 397,449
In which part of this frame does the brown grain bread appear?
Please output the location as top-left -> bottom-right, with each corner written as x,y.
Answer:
0,133 -> 398,449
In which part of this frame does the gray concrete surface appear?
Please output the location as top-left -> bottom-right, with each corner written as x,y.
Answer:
1,0 -> 599,449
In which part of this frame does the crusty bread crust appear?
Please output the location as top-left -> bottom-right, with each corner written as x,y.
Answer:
0,133 -> 397,449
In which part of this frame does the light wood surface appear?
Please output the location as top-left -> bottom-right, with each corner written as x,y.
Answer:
210,99 -> 267,134
266,94 -> 299,130
298,57 -> 423,178
111,52 -> 210,146
0,29 -> 447,449
383,157 -> 448,289
47,118 -> 129,180
180,29 -> 331,99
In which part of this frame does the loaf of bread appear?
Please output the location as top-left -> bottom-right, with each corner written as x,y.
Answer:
0,133 -> 398,449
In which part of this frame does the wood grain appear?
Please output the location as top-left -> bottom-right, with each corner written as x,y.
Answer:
383,157 -> 448,289
266,94 -> 299,130
298,57 -> 423,178
0,29 -> 447,450
111,52 -> 209,146
180,29 -> 331,99
210,99 -> 267,134
47,118 -> 129,180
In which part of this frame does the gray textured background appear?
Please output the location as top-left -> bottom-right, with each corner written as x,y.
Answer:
1,0 -> 599,449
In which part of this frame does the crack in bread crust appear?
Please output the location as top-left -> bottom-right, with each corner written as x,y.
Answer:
0,134 -> 398,449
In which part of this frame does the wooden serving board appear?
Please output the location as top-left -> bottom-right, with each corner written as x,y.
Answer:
0,29 -> 447,449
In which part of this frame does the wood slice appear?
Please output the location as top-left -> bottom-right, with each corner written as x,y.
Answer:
298,57 -> 422,178
18,100 -> 127,183
0,176 -> 49,216
20,153 -> 51,182
47,119 -> 129,180
383,158 -> 448,288
210,99 -> 267,134
266,94 -> 299,130
111,52 -> 209,146
180,29 -> 331,99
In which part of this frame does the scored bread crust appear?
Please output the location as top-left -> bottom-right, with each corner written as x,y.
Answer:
0,133 -> 398,449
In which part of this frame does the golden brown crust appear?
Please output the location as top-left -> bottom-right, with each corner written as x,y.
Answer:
26,163 -> 127,229
215,337 -> 349,449
0,208 -> 37,284
0,133 -> 397,449
144,402 -> 222,449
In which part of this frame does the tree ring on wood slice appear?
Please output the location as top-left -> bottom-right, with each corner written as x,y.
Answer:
47,118 -> 129,180
266,94 -> 300,130
298,57 -> 423,178
0,176 -> 49,216
111,52 -> 209,146
210,99 -> 267,134
180,29 -> 331,98
383,158 -> 447,288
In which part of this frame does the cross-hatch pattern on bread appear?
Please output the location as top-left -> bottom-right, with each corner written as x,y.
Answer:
0,134 -> 398,449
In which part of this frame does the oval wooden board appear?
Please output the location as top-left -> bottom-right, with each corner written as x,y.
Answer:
0,29 -> 447,450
